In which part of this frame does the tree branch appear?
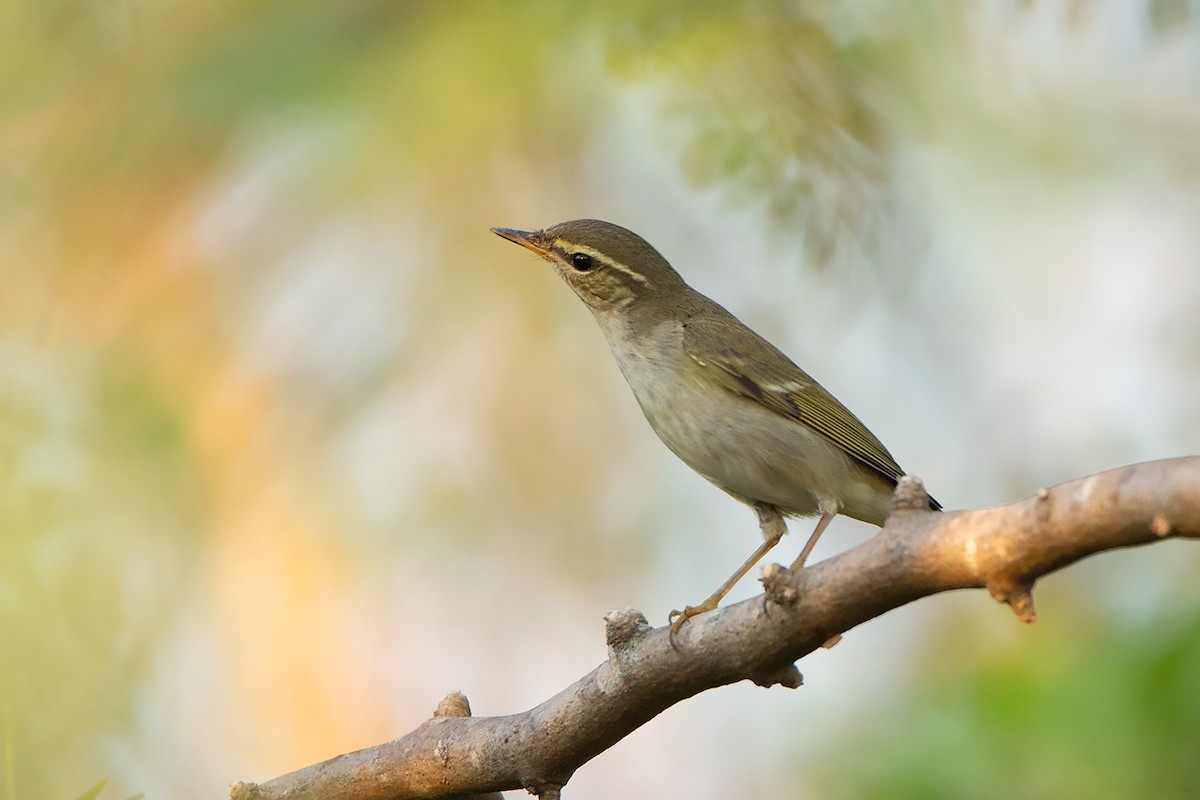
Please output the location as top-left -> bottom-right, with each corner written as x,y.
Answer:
230,457 -> 1200,800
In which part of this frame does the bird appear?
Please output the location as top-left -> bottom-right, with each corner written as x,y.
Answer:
491,219 -> 939,633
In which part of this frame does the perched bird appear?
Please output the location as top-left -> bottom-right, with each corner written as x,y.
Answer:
492,219 -> 939,633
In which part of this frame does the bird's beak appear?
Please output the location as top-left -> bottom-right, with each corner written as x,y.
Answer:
490,226 -> 551,257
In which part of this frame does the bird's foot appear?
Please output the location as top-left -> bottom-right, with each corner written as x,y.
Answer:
668,599 -> 718,635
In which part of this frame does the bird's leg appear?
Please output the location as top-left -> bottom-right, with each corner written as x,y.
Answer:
789,511 -> 834,570
669,506 -> 787,634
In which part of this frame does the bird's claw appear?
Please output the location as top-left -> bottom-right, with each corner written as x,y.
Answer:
668,603 -> 712,636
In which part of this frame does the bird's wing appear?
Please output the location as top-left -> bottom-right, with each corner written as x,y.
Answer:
682,312 -> 906,485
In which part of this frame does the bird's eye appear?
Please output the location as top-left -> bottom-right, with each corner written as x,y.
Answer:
571,252 -> 594,272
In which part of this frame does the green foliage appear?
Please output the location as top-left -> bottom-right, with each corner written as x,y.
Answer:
74,779 -> 107,800
599,0 -> 920,266
812,609 -> 1200,800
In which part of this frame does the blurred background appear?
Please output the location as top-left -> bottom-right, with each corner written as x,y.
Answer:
3,1 -> 1199,798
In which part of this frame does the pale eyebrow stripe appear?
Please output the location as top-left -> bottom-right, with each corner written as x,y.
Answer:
553,241 -> 651,287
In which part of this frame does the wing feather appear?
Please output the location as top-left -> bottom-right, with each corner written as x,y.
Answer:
683,315 -> 906,485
